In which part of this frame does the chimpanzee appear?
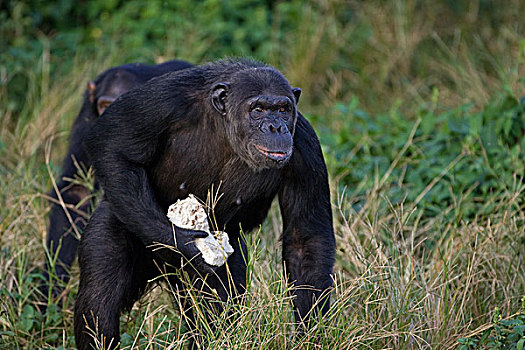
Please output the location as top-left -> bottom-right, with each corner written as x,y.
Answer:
75,58 -> 335,349
42,59 -> 193,302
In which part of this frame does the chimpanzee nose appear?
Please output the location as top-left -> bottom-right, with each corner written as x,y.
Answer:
268,123 -> 282,133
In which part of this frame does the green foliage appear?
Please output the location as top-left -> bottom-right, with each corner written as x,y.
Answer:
320,91 -> 525,225
0,248 -> 75,348
458,301 -> 525,349
1,0 -> 312,118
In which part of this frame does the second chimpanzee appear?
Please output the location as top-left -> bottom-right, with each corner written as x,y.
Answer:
75,58 -> 335,349
43,59 -> 193,302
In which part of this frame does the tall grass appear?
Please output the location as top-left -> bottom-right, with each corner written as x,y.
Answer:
3,141 -> 525,348
1,0 -> 525,349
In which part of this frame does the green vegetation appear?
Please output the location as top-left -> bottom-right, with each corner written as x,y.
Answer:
1,0 -> 525,348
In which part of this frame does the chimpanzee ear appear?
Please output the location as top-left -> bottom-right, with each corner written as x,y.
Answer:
87,81 -> 96,103
211,82 -> 230,116
97,96 -> 116,116
292,87 -> 301,104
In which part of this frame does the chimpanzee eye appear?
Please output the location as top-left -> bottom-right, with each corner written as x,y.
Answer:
253,106 -> 263,112
279,107 -> 286,113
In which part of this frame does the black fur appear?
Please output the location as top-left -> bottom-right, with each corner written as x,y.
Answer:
75,58 -> 335,349
42,60 -> 193,303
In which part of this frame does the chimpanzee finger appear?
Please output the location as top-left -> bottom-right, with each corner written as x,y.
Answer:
176,227 -> 209,239
188,229 -> 209,239
178,241 -> 218,274
193,256 -> 218,274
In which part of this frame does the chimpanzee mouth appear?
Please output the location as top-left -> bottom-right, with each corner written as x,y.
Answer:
254,145 -> 292,161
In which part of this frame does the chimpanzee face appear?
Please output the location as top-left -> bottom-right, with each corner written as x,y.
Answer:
88,69 -> 141,116
211,67 -> 301,170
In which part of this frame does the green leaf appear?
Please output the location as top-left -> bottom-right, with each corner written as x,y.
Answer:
515,325 -> 525,336
518,338 -> 525,350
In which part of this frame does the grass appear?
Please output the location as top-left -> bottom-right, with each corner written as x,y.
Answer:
2,0 -> 525,349
3,149 -> 525,348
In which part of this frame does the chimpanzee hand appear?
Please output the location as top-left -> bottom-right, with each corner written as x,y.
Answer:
170,226 -> 217,274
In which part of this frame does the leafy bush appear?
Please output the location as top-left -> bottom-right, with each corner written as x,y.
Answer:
319,91 -> 525,225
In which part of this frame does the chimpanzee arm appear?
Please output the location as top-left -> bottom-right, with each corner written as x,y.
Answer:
278,114 -> 335,322
83,85 -> 208,265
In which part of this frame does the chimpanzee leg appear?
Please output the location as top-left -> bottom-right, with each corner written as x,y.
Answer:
175,236 -> 247,349
74,201 -> 155,350
43,182 -> 91,296
209,236 -> 248,301
191,235 -> 247,304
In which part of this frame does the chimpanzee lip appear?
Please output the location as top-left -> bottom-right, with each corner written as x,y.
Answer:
254,144 -> 291,161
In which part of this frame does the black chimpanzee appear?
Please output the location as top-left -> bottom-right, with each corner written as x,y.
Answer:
75,58 -> 335,349
43,60 -> 193,303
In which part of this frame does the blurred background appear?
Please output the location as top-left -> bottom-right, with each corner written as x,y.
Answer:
2,1 -> 525,349
2,0 -> 524,111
